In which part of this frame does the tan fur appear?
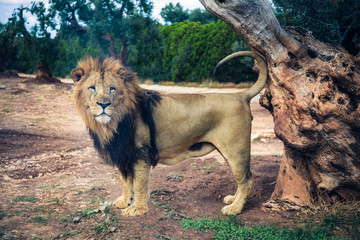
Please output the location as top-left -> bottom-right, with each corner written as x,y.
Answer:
71,51 -> 267,216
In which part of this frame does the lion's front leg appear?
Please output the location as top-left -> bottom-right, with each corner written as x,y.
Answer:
122,160 -> 150,216
114,173 -> 134,209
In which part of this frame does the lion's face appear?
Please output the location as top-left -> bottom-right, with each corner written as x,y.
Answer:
71,58 -> 139,133
82,71 -> 121,124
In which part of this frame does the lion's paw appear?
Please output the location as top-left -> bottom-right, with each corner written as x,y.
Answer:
223,195 -> 235,205
221,204 -> 242,215
122,205 -> 148,216
114,197 -> 132,209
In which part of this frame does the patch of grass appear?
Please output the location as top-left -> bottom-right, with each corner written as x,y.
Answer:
199,162 -> 220,170
30,216 -> 47,225
61,207 -> 97,223
31,117 -> 47,123
74,190 -> 85,196
13,210 -> 25,215
50,198 -> 60,204
13,195 -> 39,202
87,197 -> 98,204
94,214 -> 118,234
30,205 -> 46,213
63,230 -> 82,237
0,210 -> 7,220
73,208 -> 96,218
182,212 -> 359,240
167,173 -> 183,181
1,108 -> 11,113
39,184 -> 60,189
47,209 -> 56,214
151,199 -> 189,221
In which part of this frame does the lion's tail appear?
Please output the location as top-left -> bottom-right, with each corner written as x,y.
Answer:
213,51 -> 268,101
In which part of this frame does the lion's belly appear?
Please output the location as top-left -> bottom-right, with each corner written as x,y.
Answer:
157,142 -> 216,165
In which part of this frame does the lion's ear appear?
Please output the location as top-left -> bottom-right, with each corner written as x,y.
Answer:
113,66 -> 127,78
70,68 -> 84,83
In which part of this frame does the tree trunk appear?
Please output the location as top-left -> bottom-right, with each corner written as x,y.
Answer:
200,0 -> 360,206
102,33 -> 129,66
35,62 -> 60,83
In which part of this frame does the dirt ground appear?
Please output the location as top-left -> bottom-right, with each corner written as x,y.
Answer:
0,75 -> 299,239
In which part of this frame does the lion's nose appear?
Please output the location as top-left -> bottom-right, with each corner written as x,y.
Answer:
97,102 -> 111,109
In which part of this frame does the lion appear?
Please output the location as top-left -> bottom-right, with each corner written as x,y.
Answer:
70,51 -> 267,216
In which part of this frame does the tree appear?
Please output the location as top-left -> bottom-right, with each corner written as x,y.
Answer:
160,20 -> 252,83
160,3 -> 189,24
200,0 -> 360,207
273,0 -> 360,56
160,3 -> 218,25
50,0 -> 154,66
1,3 -> 60,82
0,18 -> 18,72
189,8 -> 218,24
29,2 -> 60,82
123,15 -> 165,80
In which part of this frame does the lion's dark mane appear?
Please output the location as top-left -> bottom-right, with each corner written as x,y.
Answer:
89,90 -> 161,179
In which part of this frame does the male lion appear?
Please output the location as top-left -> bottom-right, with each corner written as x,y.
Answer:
70,51 -> 267,216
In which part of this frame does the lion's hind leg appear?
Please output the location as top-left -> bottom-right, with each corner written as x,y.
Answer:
218,145 -> 252,215
114,173 -> 134,209
222,175 -> 252,215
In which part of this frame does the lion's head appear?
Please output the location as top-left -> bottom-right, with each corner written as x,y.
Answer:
71,57 -> 141,145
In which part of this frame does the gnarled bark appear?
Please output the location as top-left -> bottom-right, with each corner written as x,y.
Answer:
200,0 -> 360,206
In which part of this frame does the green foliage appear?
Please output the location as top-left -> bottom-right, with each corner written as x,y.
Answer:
189,8 -> 218,24
182,212 -> 360,240
0,1 -> 254,83
160,20 -> 254,83
160,4 -> 217,25
273,0 -> 360,55
160,3 -> 189,24
52,37 -> 86,77
123,15 -> 166,80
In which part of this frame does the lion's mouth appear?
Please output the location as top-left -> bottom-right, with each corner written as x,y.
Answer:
94,112 -> 109,117
94,112 -> 111,124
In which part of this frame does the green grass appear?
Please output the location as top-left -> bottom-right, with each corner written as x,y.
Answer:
63,230 -> 82,237
0,210 -> 7,220
74,190 -> 85,196
199,162 -> 220,170
30,216 -> 47,224
181,212 -> 360,240
13,195 -> 39,202
61,207 -> 97,224
94,214 -> 118,234
31,117 -> 47,123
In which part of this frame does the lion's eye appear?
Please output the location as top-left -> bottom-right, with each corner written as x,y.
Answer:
88,86 -> 96,92
110,87 -> 116,93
